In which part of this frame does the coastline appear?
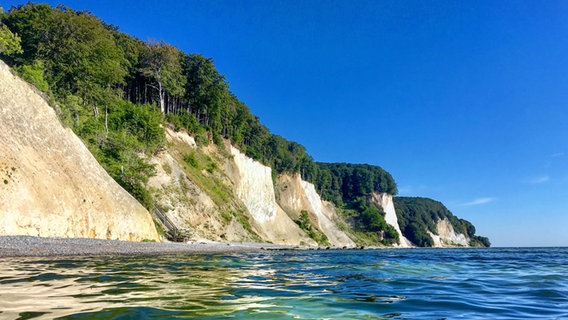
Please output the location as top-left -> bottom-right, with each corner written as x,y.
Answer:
0,236 -> 300,258
0,236 -> 491,257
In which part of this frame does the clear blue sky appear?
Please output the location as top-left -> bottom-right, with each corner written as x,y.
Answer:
3,0 -> 567,247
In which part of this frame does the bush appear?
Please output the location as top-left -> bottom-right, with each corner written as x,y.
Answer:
184,153 -> 199,168
14,60 -> 49,91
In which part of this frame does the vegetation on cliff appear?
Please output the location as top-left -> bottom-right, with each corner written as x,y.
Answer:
0,3 -> 488,246
394,197 -> 491,247
302,163 -> 400,245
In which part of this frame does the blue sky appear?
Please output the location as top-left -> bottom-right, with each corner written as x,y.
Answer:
3,0 -> 567,246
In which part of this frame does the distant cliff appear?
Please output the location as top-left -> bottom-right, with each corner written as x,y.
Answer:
394,197 -> 490,247
0,60 -> 159,241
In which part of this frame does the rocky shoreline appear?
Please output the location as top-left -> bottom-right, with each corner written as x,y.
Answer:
0,236 -> 372,257
0,236 -> 298,257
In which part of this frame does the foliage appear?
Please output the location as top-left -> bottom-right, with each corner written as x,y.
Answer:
77,101 -> 164,209
294,211 -> 330,245
342,197 -> 399,245
140,40 -> 185,113
4,4 -> 126,102
0,7 -> 22,55
14,60 -> 49,91
305,163 -> 398,207
404,222 -> 434,247
470,236 -> 491,247
0,25 -> 22,55
394,197 -> 490,247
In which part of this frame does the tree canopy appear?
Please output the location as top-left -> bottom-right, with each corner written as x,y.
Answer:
394,197 -> 490,247
0,7 -> 22,55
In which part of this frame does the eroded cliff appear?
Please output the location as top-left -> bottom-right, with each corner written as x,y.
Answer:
0,61 -> 159,241
277,174 -> 354,247
371,192 -> 412,247
428,218 -> 470,247
226,146 -> 316,245
147,128 -> 257,242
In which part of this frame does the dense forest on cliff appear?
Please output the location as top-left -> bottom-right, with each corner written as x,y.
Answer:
0,3 -> 488,246
395,197 -> 491,247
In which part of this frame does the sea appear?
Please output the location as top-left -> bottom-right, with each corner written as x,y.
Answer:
0,248 -> 567,319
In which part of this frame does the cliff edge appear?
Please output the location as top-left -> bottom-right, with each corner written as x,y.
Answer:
0,60 -> 159,241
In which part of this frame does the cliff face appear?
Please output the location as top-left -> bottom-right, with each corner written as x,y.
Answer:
147,128 -> 257,242
371,192 -> 412,247
0,58 -> 481,247
0,61 -> 159,241
428,218 -> 470,247
277,174 -> 355,247
148,131 -> 355,246
226,146 -> 316,245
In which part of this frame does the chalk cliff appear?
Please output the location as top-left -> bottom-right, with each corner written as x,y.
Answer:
371,192 -> 412,247
147,131 -> 355,246
0,60 -> 159,241
147,128 -> 257,242
428,218 -> 470,247
277,174 -> 354,247
0,58 -> 483,247
226,146 -> 316,245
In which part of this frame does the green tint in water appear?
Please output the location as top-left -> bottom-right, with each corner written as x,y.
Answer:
0,248 -> 567,319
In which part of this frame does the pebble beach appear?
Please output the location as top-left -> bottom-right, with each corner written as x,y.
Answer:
0,236 -> 295,257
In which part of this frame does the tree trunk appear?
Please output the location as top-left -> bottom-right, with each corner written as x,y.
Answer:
105,106 -> 109,136
158,81 -> 165,113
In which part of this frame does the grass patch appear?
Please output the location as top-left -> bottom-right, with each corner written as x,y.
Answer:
221,210 -> 233,223
177,149 -> 231,206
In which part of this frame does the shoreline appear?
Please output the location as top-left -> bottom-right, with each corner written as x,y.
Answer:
0,235 -> 365,258
0,235 -> 291,258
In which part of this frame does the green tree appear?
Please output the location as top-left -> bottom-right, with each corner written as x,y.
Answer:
0,25 -> 22,55
140,40 -> 185,114
14,60 -> 49,91
1,4 -> 52,61
183,54 -> 229,135
0,7 -> 22,55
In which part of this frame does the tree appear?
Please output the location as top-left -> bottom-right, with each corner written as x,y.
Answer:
139,40 -> 185,114
0,7 -> 22,55
0,26 -> 22,55
183,54 -> 229,132
1,4 -> 52,62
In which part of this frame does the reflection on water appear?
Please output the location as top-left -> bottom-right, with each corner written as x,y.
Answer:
1,248 -> 567,319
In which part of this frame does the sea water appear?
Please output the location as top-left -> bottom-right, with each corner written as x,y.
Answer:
0,248 -> 567,319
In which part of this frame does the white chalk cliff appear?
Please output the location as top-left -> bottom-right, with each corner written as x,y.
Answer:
371,192 -> 412,247
428,218 -> 470,247
0,59 -> 479,247
0,60 -> 159,241
277,173 -> 355,247
226,146 -> 316,245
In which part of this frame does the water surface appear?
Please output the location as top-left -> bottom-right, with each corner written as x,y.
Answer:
1,248 -> 567,319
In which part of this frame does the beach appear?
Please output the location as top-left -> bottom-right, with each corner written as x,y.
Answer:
0,236 -> 296,257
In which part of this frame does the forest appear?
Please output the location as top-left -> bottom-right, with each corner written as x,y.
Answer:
0,4 -> 488,246
394,197 -> 491,247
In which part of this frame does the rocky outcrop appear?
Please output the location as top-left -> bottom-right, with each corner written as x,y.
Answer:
428,218 -> 470,247
226,146 -> 316,245
277,174 -> 354,247
0,60 -> 159,241
371,192 -> 412,247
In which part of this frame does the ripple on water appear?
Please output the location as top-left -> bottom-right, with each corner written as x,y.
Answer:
0,249 -> 567,319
